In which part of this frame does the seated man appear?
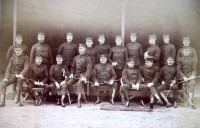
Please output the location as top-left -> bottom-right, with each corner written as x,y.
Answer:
140,58 -> 162,110
0,46 -> 29,107
27,55 -> 50,106
157,57 -> 178,108
66,44 -> 92,108
120,58 -> 142,107
49,55 -> 70,107
92,54 -> 118,105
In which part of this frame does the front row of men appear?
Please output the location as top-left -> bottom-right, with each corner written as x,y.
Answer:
0,43 -> 196,110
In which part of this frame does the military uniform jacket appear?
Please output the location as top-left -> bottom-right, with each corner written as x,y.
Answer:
85,47 -> 98,67
108,46 -> 128,69
126,42 -> 143,66
177,46 -> 197,65
49,64 -> 70,83
71,54 -> 92,80
29,64 -> 48,84
6,44 -> 28,61
140,65 -> 160,84
5,55 -> 29,79
57,42 -> 77,60
161,43 -> 176,65
95,44 -> 110,62
93,63 -> 117,83
122,67 -> 142,85
30,43 -> 53,66
160,65 -> 177,84
177,56 -> 196,78
146,44 -> 161,62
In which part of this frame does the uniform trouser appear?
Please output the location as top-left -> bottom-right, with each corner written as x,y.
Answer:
120,84 -> 156,102
27,83 -> 51,100
0,77 -> 23,95
49,83 -> 68,95
66,78 -> 86,95
93,82 -> 118,98
183,80 -> 195,102
157,84 -> 178,102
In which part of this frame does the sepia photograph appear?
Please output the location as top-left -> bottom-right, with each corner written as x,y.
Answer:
0,0 -> 200,127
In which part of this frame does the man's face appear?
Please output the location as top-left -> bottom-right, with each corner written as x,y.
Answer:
56,57 -> 63,65
130,36 -> 137,42
35,57 -> 42,65
183,40 -> 190,47
37,35 -> 45,43
98,36 -> 105,45
183,49 -> 190,56
66,35 -> 73,43
149,38 -> 156,45
15,48 -> 22,56
100,57 -> 107,64
15,37 -> 22,45
79,46 -> 86,55
127,61 -> 134,68
167,58 -> 174,66
163,37 -> 170,44
115,38 -> 122,46
145,61 -> 153,67
86,40 -> 93,47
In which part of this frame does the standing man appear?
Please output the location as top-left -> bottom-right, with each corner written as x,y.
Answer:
92,54 -> 118,105
0,46 -> 29,107
160,34 -> 176,66
57,32 -> 77,69
109,35 -> 128,79
85,37 -> 98,67
126,33 -> 143,68
49,55 -> 70,107
28,55 -> 50,106
144,34 -> 161,67
66,44 -> 92,108
30,32 -> 53,69
177,48 -> 197,109
95,34 -> 111,62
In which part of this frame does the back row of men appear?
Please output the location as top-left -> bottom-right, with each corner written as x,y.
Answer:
0,32 -> 197,110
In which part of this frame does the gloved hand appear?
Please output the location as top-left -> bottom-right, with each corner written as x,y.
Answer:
112,62 -> 118,67
15,74 -> 24,79
3,78 -> 8,82
147,83 -> 154,87
80,77 -> 86,83
183,77 -> 189,82
39,82 -> 45,86
170,80 -> 176,87
60,80 -> 66,86
131,84 -> 137,90
69,74 -> 73,79
109,79 -> 114,85
136,83 -> 140,90
94,81 -> 99,86
34,81 -> 40,86
55,82 -> 60,89
161,81 -> 165,85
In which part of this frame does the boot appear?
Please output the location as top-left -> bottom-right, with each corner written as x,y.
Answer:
125,101 -> 130,107
57,97 -> 61,105
173,101 -> 177,108
18,91 -> 24,106
0,94 -> 5,107
77,101 -> 81,108
61,99 -> 66,107
140,100 -> 145,106
166,101 -> 172,108
110,98 -> 115,105
95,97 -> 101,104
121,96 -> 126,105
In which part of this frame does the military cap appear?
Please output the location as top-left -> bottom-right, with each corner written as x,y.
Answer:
163,34 -> 170,38
145,58 -> 154,62
183,36 -> 189,41
38,32 -> 45,36
130,33 -> 137,37
66,32 -> 73,36
79,43 -> 87,48
126,58 -> 134,63
115,35 -> 122,39
86,37 -> 92,41
35,55 -> 43,59
98,34 -> 105,38
56,54 -> 63,58
100,54 -> 107,58
166,56 -> 174,61
15,34 -> 22,38
149,34 -> 157,40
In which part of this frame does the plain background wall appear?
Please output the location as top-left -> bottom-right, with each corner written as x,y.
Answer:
0,0 -> 200,74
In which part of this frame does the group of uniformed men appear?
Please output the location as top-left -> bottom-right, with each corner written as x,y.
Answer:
0,32 -> 197,110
